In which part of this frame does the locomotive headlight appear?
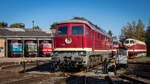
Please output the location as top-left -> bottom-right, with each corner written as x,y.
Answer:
54,52 -> 58,55
79,51 -> 86,56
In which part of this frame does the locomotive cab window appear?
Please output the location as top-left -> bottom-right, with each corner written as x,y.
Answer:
125,40 -> 129,44
71,26 -> 83,35
92,32 -> 94,36
113,42 -> 118,45
57,26 -> 68,35
101,35 -> 104,40
98,33 -> 100,38
130,40 -> 135,44
86,29 -> 90,36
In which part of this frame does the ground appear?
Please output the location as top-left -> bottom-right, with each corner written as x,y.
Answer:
128,56 -> 150,63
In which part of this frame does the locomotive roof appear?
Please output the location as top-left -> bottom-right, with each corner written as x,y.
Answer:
57,19 -> 112,38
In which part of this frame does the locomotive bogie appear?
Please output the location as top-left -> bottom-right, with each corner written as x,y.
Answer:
40,40 -> 52,57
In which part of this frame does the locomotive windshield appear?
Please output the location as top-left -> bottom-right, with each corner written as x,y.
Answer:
130,40 -> 135,44
124,40 -> 129,44
11,43 -> 22,51
71,26 -> 83,35
57,26 -> 68,35
27,43 -> 37,52
44,44 -> 51,48
113,42 -> 118,45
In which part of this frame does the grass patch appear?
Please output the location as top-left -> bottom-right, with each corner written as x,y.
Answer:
128,56 -> 150,63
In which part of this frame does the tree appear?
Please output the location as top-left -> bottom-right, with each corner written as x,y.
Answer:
108,30 -> 112,36
33,26 -> 40,29
120,19 -> 146,42
145,20 -> 150,56
72,17 -> 88,21
136,19 -> 145,41
132,21 -> 137,39
10,23 -> 25,28
50,22 -> 57,29
120,27 -> 128,42
0,22 -> 8,28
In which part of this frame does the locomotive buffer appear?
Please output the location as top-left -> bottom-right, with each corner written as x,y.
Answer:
102,46 -> 128,75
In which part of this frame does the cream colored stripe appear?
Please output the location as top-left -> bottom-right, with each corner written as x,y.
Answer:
128,49 -> 146,52
94,50 -> 112,52
54,48 -> 92,51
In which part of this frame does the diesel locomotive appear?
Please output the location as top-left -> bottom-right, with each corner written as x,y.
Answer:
124,38 -> 147,58
51,18 -> 113,69
25,41 -> 38,57
9,40 -> 23,57
40,41 -> 52,57
112,40 -> 122,57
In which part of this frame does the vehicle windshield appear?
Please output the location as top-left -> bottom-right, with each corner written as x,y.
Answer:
71,26 -> 83,35
27,43 -> 37,51
124,40 -> 129,44
57,26 -> 68,35
130,40 -> 135,44
113,42 -> 118,45
44,44 -> 51,48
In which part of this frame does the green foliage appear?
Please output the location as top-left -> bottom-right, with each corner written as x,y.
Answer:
0,22 -> 8,28
10,23 -> 25,28
120,19 -> 145,42
108,30 -> 113,36
50,22 -> 57,29
136,19 -> 145,41
72,17 -> 88,21
145,20 -> 150,56
33,26 -> 40,29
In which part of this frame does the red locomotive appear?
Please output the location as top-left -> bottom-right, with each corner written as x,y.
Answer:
124,38 -> 147,58
112,40 -> 123,57
40,41 -> 52,57
52,18 -> 113,69
112,40 -> 120,57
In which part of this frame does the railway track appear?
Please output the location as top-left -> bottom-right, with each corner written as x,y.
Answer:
0,61 -> 150,84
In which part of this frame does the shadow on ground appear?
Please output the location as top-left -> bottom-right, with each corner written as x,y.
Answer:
55,76 -> 131,84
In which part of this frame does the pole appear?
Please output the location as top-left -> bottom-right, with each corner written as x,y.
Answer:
32,20 -> 34,29
23,61 -> 26,73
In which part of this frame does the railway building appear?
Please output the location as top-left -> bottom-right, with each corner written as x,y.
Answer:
0,28 -> 54,57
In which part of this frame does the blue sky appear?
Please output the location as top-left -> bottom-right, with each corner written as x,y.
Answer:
0,0 -> 150,37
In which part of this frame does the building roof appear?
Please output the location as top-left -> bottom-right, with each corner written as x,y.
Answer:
0,28 -> 53,38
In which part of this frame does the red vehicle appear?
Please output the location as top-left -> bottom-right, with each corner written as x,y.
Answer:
112,41 -> 123,57
124,38 -> 147,58
112,41 -> 119,57
52,18 -> 113,69
40,41 -> 52,57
